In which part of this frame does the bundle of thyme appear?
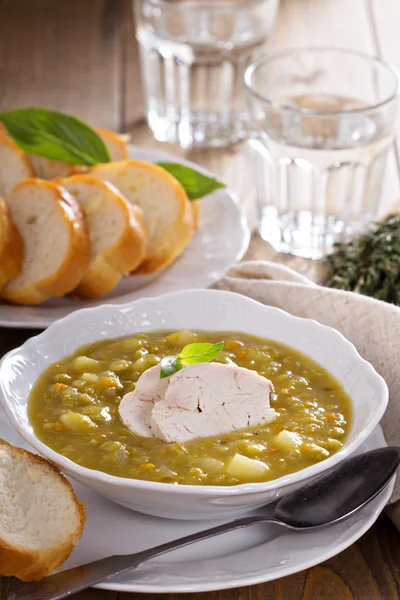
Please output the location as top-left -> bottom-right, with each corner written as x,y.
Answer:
325,214 -> 400,306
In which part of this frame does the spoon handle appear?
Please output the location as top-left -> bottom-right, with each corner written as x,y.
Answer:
13,514 -> 276,600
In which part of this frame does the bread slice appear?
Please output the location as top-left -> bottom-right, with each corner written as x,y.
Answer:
96,127 -> 130,161
0,123 -> 129,179
28,155 -> 85,180
56,174 -> 147,299
26,128 -> 128,180
2,179 -> 91,305
0,197 -> 24,291
0,439 -> 86,582
0,125 -> 82,180
0,132 -> 34,196
90,160 -> 194,274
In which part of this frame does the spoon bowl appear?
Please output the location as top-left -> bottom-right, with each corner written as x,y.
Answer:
275,446 -> 400,528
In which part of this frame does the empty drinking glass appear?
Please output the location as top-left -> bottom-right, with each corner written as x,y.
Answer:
134,0 -> 279,148
245,48 -> 399,259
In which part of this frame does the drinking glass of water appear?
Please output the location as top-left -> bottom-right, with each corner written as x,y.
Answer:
134,0 -> 279,148
245,48 -> 399,259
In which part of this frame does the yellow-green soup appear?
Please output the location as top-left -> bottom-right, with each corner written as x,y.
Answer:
28,330 -> 352,485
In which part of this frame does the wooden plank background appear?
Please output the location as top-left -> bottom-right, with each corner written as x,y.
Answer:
1,0 -> 400,599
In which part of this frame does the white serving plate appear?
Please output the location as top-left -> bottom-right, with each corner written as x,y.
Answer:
0,146 -> 249,328
0,289 -> 388,520
0,409 -> 392,593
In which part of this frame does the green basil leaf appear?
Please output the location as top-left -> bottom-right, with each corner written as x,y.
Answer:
0,108 -> 111,165
160,356 -> 183,379
179,342 -> 224,365
157,162 -> 225,200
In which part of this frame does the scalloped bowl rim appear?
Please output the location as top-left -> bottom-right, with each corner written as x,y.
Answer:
0,289 -> 389,497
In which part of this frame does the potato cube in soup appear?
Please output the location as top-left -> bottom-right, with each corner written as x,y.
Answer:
227,453 -> 269,481
165,330 -> 197,348
60,412 -> 97,433
274,430 -> 303,450
73,356 -> 101,373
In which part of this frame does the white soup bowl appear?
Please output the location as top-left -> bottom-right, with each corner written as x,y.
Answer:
0,289 -> 388,520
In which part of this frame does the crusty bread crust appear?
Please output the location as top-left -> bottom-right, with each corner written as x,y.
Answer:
90,160 -> 194,275
96,128 -> 130,161
0,439 -> 86,582
55,174 -> 147,299
0,197 -> 24,290
2,179 -> 91,305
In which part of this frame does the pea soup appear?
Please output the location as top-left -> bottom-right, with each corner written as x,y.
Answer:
28,330 -> 352,485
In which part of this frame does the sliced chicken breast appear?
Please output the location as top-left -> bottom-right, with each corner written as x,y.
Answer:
150,363 -> 276,444
119,361 -> 276,443
118,365 -> 168,437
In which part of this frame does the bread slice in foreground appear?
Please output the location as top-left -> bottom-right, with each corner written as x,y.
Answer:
90,160 -> 194,274
56,174 -> 147,299
2,179 -> 91,305
0,197 -> 24,291
0,439 -> 85,582
0,132 -> 34,196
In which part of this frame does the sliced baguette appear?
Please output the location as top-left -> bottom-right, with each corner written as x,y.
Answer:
2,179 -> 91,305
0,438 -> 85,582
96,127 -> 130,161
0,132 -> 34,196
0,197 -> 24,291
56,174 -> 147,299
90,160 -> 194,274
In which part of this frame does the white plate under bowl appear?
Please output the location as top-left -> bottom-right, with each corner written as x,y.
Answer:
0,409 -> 392,594
0,146 -> 249,329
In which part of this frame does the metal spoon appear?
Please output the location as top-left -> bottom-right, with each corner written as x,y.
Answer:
13,446 -> 400,600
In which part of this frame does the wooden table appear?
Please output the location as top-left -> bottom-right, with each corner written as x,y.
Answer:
1,0 -> 400,598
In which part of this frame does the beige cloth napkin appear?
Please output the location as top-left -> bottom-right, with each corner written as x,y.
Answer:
216,260 -> 400,527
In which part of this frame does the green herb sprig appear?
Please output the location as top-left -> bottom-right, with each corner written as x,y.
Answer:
0,108 -> 111,165
325,215 -> 400,305
156,162 -> 225,200
0,108 -> 226,200
160,342 -> 224,379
